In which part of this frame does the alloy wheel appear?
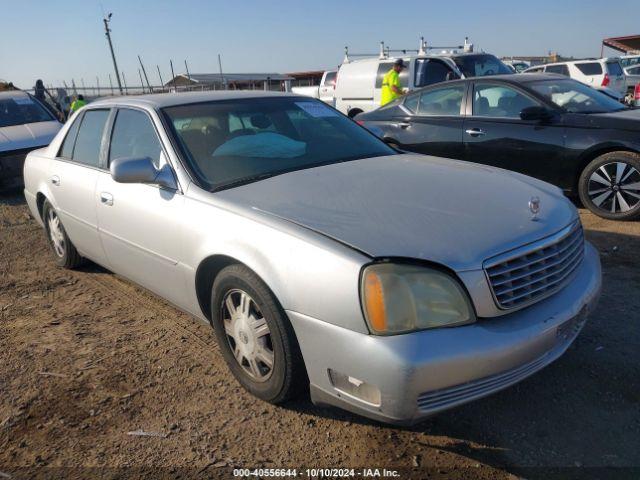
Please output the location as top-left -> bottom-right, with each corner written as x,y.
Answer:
221,289 -> 274,382
47,209 -> 66,258
587,161 -> 640,214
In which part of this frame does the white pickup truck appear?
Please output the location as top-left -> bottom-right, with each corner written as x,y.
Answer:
291,71 -> 337,105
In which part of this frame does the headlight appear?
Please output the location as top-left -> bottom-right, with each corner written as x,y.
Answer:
360,263 -> 476,335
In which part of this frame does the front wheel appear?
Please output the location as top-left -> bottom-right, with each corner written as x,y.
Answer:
210,264 -> 306,404
42,200 -> 84,268
578,152 -> 640,220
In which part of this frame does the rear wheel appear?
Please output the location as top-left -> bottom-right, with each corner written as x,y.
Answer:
42,200 -> 84,268
210,264 -> 306,403
578,152 -> 640,220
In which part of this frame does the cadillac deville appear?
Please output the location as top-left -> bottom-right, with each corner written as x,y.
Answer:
23,92 -> 602,424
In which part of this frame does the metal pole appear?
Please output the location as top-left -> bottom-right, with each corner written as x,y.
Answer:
138,55 -> 152,93
218,53 -> 226,90
184,60 -> 191,81
96,76 -> 100,96
109,73 -> 114,95
156,65 -> 164,92
81,78 -> 86,96
138,69 -> 145,94
103,13 -> 124,95
121,71 -> 128,95
170,60 -> 176,91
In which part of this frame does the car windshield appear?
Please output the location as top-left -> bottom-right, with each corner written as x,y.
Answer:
0,95 -> 54,128
452,54 -> 512,77
162,97 -> 395,190
528,79 -> 627,114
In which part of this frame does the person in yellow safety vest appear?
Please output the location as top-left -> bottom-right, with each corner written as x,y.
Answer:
70,94 -> 87,114
380,58 -> 406,106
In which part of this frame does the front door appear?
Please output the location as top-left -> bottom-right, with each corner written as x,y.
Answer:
95,107 -> 186,306
48,109 -> 110,264
463,81 -> 566,184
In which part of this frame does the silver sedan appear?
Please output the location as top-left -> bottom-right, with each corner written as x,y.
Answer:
23,91 -> 601,424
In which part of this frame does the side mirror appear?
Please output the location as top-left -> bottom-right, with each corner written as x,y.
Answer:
110,156 -> 177,190
520,106 -> 555,122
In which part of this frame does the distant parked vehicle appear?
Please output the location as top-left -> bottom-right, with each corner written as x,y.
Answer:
291,70 -> 337,105
622,65 -> 640,106
0,90 -> 61,190
523,59 -> 627,98
24,91 -> 601,425
503,59 -> 531,73
334,38 -> 512,117
356,74 -> 640,220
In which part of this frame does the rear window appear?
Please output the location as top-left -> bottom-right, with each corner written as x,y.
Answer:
0,95 -> 54,128
606,61 -> 623,76
575,63 -> 603,76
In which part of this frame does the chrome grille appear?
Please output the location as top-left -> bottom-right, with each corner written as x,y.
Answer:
484,222 -> 584,310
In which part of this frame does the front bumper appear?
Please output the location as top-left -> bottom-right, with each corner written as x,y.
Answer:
0,148 -> 38,190
288,242 -> 601,425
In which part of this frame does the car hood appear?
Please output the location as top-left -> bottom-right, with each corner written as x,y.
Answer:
217,154 -> 578,271
0,121 -> 61,152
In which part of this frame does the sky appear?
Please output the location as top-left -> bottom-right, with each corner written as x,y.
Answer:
1,0 -> 639,90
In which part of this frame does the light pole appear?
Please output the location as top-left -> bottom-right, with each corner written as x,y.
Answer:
103,13 -> 124,95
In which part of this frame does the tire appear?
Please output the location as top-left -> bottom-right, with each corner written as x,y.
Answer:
578,151 -> 640,220
348,109 -> 363,118
210,264 -> 306,404
42,200 -> 84,268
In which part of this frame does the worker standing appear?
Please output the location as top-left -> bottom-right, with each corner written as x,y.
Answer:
380,59 -> 406,106
70,94 -> 87,114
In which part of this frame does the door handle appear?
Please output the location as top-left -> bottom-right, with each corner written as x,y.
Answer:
465,128 -> 486,137
50,175 -> 60,186
100,192 -> 114,206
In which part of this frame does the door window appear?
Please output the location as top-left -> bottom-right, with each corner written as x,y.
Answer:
473,84 -> 539,118
545,64 -> 570,76
403,93 -> 420,113
58,114 -> 82,159
375,62 -> 409,89
322,72 -> 337,87
109,109 -> 163,167
417,85 -> 465,116
72,109 -> 110,167
414,59 -> 454,88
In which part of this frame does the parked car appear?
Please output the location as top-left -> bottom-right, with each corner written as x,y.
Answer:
335,46 -> 512,117
620,54 -> 640,69
523,59 -> 627,97
24,91 -> 601,424
503,59 -> 531,73
623,65 -> 640,106
291,70 -> 337,105
0,90 -> 62,190
356,74 -> 640,220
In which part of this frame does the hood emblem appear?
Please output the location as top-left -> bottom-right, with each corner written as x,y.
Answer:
529,196 -> 540,221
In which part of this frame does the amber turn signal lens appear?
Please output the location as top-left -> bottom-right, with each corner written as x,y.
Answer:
363,270 -> 387,333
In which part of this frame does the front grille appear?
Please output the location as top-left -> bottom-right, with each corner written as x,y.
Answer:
484,222 -> 584,310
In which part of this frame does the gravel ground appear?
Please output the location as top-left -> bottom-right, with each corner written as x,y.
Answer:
0,192 -> 638,480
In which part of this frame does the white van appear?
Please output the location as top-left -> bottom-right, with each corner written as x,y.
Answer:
334,41 -> 512,117
291,70 -> 337,105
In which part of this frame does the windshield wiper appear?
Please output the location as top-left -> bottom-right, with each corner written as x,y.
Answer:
211,172 -> 278,192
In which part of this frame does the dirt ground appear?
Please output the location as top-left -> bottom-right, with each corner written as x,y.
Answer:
0,191 -> 638,480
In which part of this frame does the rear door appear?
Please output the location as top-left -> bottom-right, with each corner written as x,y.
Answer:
463,81 -> 566,183
48,109 -> 110,264
387,83 -> 466,159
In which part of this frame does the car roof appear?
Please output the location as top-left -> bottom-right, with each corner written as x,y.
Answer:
0,90 -> 30,100
89,90 -> 300,110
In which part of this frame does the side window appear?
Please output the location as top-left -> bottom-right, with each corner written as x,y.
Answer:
546,64 -> 570,76
628,66 -> 640,75
72,110 -> 110,167
575,63 -> 603,76
524,67 -> 543,73
403,93 -> 419,113
417,85 -> 465,116
58,114 -> 82,159
109,109 -> 163,167
322,72 -> 337,87
473,84 -> 539,118
414,59 -> 454,88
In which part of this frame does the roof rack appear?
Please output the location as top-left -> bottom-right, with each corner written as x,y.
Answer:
343,37 -> 473,63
